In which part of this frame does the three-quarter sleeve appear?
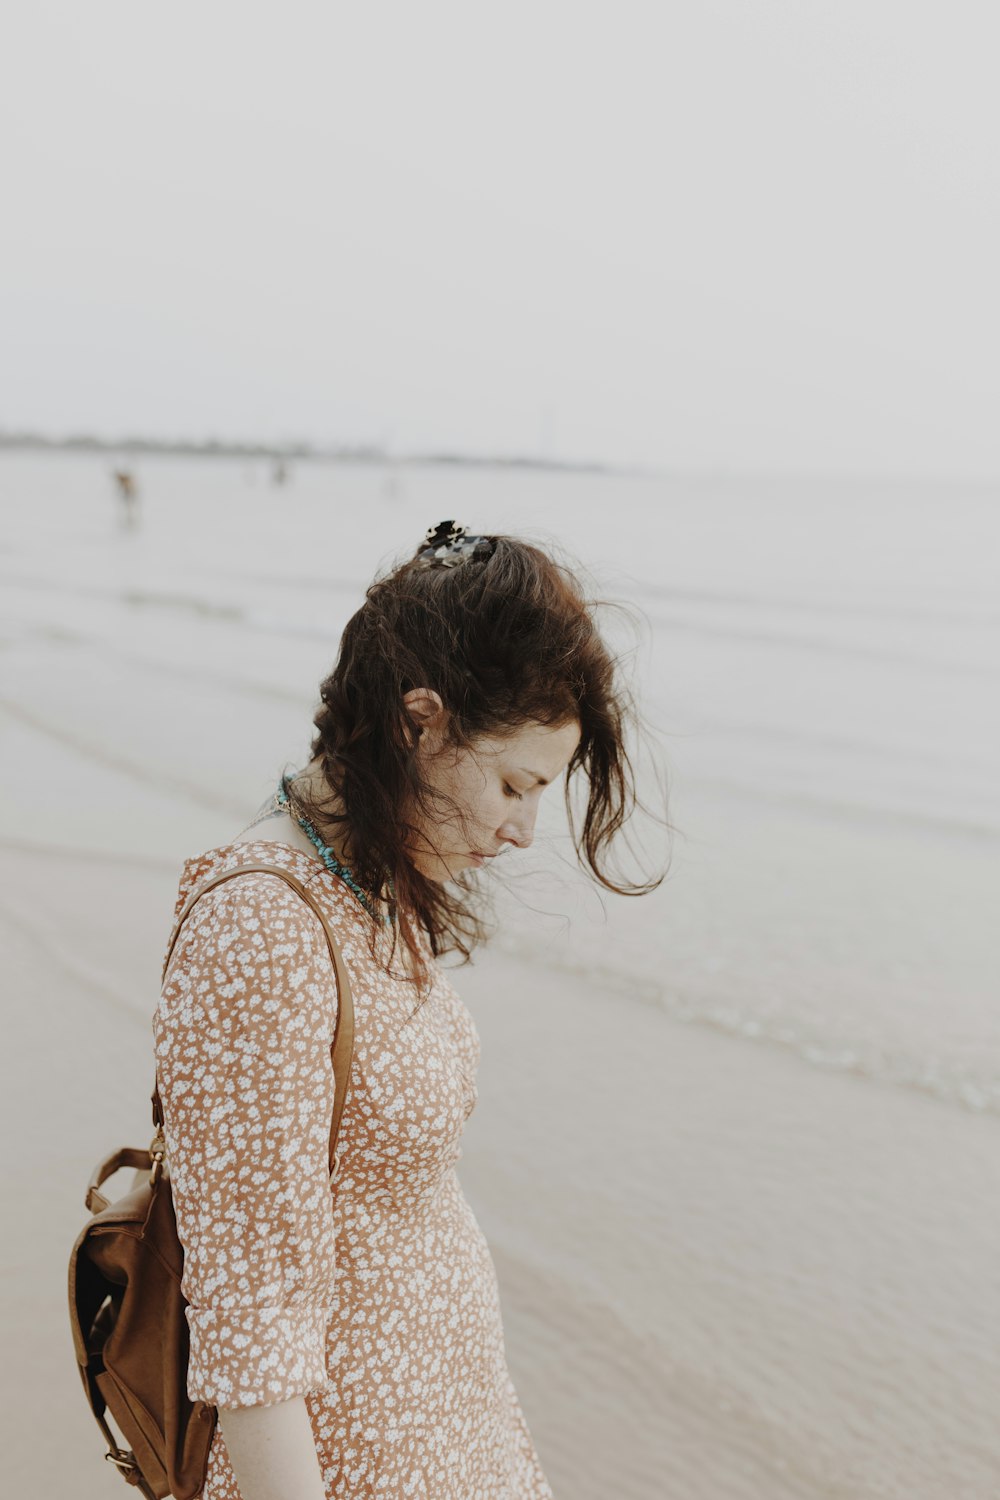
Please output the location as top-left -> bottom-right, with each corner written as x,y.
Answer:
153,871 -> 340,1409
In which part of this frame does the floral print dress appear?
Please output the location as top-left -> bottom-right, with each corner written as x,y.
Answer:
153,839 -> 554,1500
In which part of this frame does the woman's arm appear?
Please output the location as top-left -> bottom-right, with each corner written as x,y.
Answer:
154,873 -> 342,1481
219,1396 -> 328,1500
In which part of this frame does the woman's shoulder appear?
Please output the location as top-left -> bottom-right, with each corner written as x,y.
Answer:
163,849 -> 336,989
155,863 -> 341,1060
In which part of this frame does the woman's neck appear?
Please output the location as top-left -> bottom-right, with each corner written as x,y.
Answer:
285,760 -> 355,865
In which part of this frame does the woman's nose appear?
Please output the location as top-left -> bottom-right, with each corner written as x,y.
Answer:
499,812 -> 535,849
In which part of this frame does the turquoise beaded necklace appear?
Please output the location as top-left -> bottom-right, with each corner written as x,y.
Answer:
276,774 -> 388,923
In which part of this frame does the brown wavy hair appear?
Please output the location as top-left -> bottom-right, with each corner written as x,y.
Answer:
285,531 -> 666,987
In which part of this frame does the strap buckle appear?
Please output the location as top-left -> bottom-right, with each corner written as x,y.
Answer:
148,1126 -> 166,1187
105,1446 -> 140,1477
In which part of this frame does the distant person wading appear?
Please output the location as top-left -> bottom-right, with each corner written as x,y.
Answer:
112,468 -> 138,527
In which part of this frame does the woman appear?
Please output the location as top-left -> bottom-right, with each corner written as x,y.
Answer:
154,522 -> 660,1500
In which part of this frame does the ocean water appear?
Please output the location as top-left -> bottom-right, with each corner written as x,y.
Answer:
3,450 -> 997,1119
5,450 -> 1000,1499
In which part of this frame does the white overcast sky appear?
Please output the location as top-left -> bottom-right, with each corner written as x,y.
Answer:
3,2 -> 999,477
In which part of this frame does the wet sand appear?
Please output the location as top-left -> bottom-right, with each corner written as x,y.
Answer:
3,452 -> 999,1497
4,833 -> 999,1498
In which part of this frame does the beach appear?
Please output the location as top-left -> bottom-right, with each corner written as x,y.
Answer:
2,450 -> 999,1498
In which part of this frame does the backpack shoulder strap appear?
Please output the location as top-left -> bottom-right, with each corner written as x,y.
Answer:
154,861 -> 354,1179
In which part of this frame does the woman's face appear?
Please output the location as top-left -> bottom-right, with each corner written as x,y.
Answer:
407,699 -> 581,882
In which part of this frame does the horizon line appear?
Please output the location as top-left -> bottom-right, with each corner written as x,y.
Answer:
2,427 -> 999,489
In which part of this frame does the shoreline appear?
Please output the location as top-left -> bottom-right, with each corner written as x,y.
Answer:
4,452 -> 998,1498
6,805 -> 1000,1498
0,432 -> 625,476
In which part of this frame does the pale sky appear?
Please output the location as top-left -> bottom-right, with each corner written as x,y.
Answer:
3,1 -> 999,477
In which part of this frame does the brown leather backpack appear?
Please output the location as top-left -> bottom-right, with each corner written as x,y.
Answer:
68,863 -> 355,1499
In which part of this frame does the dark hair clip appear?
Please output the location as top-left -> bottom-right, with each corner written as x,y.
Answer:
416,520 -> 495,568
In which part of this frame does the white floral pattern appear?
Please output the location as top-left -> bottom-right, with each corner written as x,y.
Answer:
153,839 -> 554,1499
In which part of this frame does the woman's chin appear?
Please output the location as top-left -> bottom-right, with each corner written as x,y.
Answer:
406,849 -> 478,883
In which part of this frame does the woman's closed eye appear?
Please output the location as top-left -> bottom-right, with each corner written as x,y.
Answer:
502,783 -> 524,800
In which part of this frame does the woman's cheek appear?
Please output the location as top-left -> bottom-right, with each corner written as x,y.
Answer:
473,792 -> 497,840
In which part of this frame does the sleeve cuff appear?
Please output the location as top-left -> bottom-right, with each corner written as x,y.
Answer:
186,1301 -> 330,1408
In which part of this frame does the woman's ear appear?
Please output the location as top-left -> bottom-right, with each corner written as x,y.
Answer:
402,687 -> 447,747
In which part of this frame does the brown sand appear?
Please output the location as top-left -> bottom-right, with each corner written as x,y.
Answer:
4,838 -> 1000,1498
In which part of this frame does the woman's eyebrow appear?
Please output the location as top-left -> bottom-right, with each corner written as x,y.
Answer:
517,767 -> 549,786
